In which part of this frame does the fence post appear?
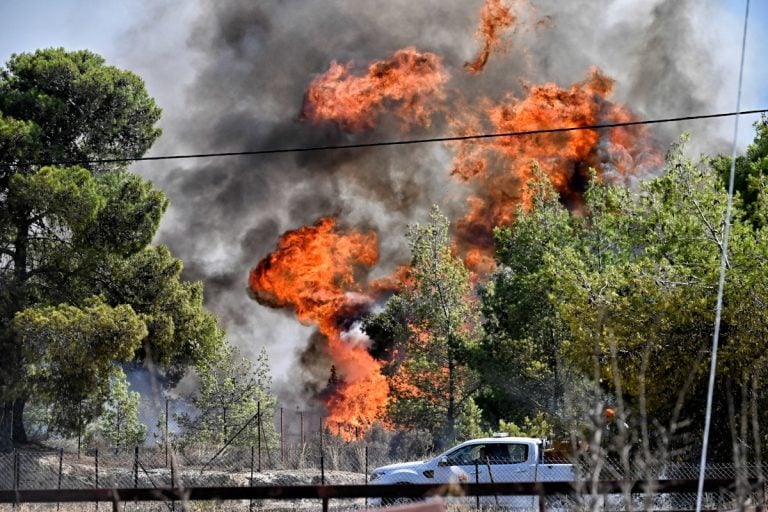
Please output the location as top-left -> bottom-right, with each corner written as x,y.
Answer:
475,460 -> 480,511
257,401 -> 262,472
280,407 -> 284,465
365,445 -> 369,509
77,402 -> 82,460
250,445 -> 255,511
170,455 -> 176,512
133,446 -> 139,488
321,449 -> 328,512
95,448 -> 99,512
320,417 -> 324,453
12,449 -> 18,505
165,399 -> 169,468
15,449 -> 20,491
114,400 -> 120,455
56,448 -> 63,511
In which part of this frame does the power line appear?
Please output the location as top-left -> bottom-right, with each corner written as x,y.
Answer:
696,1 -> 751,512
6,108 -> 768,168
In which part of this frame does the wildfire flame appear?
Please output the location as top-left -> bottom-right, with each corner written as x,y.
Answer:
465,0 -> 517,74
301,47 -> 449,132
249,218 -> 390,435
248,1 -> 664,435
450,67 -> 662,268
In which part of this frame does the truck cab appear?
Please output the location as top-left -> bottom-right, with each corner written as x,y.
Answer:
369,435 -> 574,507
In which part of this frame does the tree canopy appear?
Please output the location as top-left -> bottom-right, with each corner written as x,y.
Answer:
365,207 -> 482,445
482,134 -> 768,459
0,48 -> 222,451
0,48 -> 161,173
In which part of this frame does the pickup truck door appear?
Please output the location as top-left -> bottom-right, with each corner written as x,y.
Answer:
482,442 -> 535,482
480,442 -> 536,509
433,443 -> 489,484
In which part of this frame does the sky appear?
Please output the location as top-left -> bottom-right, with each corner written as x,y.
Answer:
1,0 -> 767,409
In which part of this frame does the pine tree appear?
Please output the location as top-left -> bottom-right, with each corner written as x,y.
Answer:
92,369 -> 148,450
176,345 -> 277,449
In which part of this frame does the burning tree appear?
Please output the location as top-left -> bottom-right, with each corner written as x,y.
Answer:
484,135 -> 768,459
248,218 -> 391,436
476,168 -> 573,427
365,207 -> 482,445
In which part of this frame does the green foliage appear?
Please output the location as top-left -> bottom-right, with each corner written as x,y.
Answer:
713,115 -> 768,226
94,246 -> 223,381
176,345 -> 278,449
486,135 -> 768,459
12,299 -> 146,433
0,48 -> 223,450
92,369 -> 148,450
0,48 -> 161,173
456,397 -> 487,441
366,206 -> 482,445
477,167 -> 574,426
496,412 -> 554,439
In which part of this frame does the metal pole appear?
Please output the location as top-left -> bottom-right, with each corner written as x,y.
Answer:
77,402 -> 82,460
300,410 -> 304,446
257,401 -> 262,472
321,451 -> 328,512
115,400 -> 120,454
12,449 -> 18,494
15,449 -> 20,490
475,460 -> 480,510
250,445 -> 255,511
56,448 -> 63,511
165,398 -> 169,468
170,457 -> 176,512
95,449 -> 99,512
133,446 -> 139,488
280,407 -> 284,465
365,445 -> 369,509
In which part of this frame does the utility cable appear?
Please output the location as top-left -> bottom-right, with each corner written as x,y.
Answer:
5,108 -> 768,168
696,2 -> 750,511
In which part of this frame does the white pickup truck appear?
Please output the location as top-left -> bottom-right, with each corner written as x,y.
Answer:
369,435 -> 574,507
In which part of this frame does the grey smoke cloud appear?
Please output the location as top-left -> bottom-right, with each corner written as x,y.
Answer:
123,0 -> 753,409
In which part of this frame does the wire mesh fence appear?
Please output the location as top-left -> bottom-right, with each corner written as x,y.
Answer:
0,440 -> 767,511
2,404 -> 767,509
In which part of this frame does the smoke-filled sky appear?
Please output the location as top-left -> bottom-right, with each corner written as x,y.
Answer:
2,0 -> 767,409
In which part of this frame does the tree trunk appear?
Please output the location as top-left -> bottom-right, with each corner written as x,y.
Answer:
0,215 -> 31,451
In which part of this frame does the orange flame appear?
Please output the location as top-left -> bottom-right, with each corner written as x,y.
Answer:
465,0 -> 517,74
251,2 -> 664,435
301,47 -> 449,132
450,67 -> 662,268
249,218 -> 390,435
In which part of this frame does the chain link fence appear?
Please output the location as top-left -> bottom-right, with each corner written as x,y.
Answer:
2,404 -> 767,510
1,441 -> 767,510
